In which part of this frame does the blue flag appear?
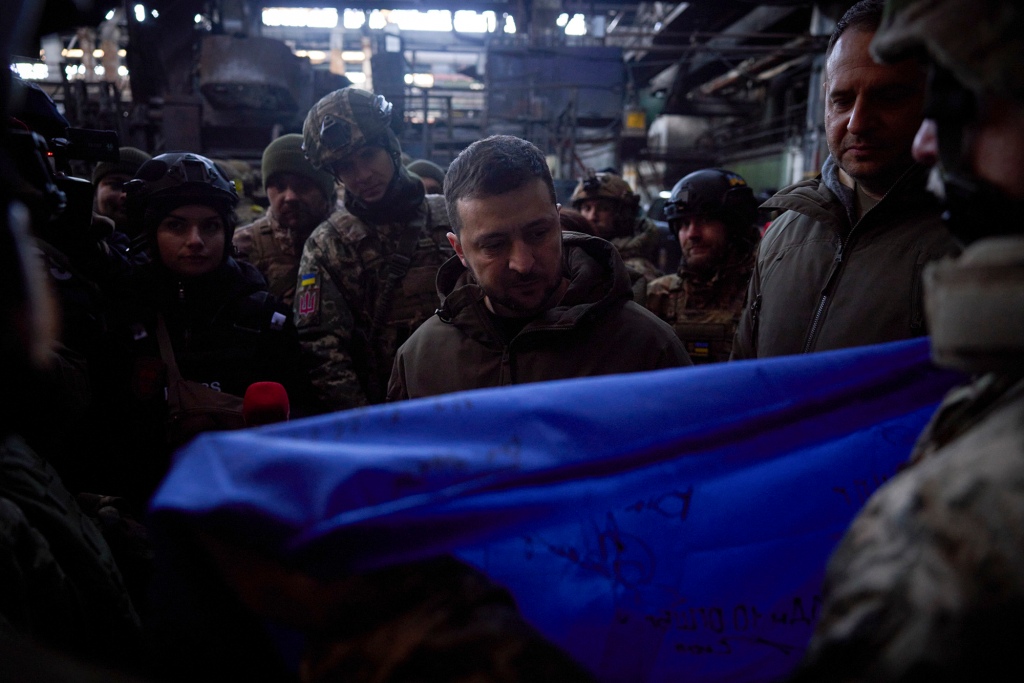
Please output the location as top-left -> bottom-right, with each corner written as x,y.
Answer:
151,338 -> 964,682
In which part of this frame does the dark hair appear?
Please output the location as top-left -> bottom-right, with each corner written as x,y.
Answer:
444,135 -> 556,236
826,0 -> 885,58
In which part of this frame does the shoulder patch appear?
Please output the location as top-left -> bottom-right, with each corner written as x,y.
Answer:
296,271 -> 320,325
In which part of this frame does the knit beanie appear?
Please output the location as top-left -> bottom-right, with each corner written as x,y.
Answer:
92,146 -> 152,185
406,159 -> 446,188
261,134 -> 336,201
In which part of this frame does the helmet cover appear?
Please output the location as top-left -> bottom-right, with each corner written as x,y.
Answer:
872,0 -> 1024,102
302,87 -> 396,172
570,172 -> 639,211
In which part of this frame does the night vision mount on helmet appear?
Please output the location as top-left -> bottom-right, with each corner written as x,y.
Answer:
570,171 -> 640,212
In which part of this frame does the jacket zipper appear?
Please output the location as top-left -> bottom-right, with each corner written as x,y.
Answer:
749,294 -> 762,351
800,165 -> 915,353
802,252 -> 843,353
500,344 -> 511,386
500,321 -> 578,385
177,281 -> 192,348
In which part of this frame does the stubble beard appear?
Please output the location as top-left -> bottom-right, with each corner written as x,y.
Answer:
472,266 -> 564,318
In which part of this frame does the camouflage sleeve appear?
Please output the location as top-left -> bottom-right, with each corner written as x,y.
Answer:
232,224 -> 255,264
293,235 -> 369,411
795,391 -> 1024,683
644,275 -> 673,320
791,477 -> 917,683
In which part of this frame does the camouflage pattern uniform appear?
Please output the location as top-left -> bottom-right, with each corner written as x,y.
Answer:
610,216 -> 665,285
296,88 -> 454,410
645,248 -> 754,364
234,207 -> 348,307
646,168 -> 760,362
570,173 -> 663,287
294,197 -> 452,410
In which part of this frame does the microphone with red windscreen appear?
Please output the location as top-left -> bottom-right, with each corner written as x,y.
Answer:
243,381 -> 290,426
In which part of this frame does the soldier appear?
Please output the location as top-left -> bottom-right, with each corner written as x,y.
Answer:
794,1 -> 1024,681
732,0 -> 960,359
92,145 -> 151,238
233,134 -> 337,306
388,135 -> 690,401
645,169 -> 759,364
295,87 -> 453,410
569,171 -> 664,286
406,158 -> 446,195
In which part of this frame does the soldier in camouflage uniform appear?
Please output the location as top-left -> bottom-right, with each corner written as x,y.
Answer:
233,134 -> 338,306
645,169 -> 759,364
295,88 -> 453,410
570,171 -> 664,286
793,1 -> 1024,681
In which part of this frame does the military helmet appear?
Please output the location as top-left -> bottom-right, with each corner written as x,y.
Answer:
872,0 -> 1024,102
125,152 -> 239,246
664,168 -> 758,231
570,172 -> 640,212
302,87 -> 396,172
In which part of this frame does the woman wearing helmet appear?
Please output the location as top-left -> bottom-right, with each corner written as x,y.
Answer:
104,152 -> 311,502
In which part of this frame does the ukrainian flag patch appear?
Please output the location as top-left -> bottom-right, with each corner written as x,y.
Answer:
300,272 -> 317,287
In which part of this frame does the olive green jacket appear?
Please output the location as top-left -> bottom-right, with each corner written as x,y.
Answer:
388,232 -> 690,401
732,157 -> 960,359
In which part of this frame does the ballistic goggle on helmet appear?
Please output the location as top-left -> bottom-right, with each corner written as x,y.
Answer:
663,169 -> 757,229
124,152 -> 239,230
302,87 -> 395,172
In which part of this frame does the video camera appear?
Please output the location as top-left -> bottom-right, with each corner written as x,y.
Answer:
52,127 -> 120,169
9,126 -> 120,244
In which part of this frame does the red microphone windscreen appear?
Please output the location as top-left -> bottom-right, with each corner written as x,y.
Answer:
243,381 -> 290,426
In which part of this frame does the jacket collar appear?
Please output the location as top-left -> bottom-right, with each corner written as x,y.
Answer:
436,231 -> 633,329
760,155 -> 936,231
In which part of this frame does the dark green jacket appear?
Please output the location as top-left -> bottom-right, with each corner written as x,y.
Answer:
388,232 -> 690,401
732,157 -> 960,359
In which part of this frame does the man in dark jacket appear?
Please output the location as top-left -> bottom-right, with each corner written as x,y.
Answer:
732,0 -> 959,359
388,135 -> 689,401
792,0 -> 1024,680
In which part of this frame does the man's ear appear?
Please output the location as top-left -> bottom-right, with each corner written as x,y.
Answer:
447,231 -> 467,267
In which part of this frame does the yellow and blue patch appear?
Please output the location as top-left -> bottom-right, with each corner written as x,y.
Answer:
297,272 -> 320,323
